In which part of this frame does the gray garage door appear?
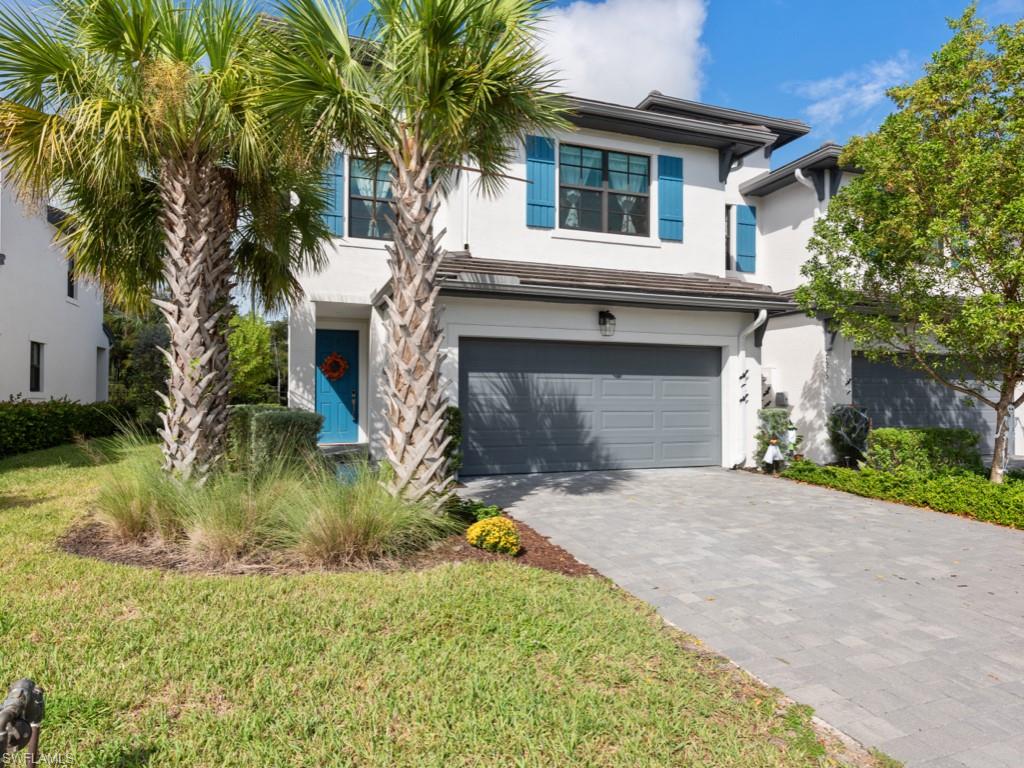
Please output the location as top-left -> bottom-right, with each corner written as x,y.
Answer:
852,354 -> 1000,454
459,338 -> 722,475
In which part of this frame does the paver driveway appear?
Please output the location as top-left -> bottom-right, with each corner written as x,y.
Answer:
464,467 -> 1024,768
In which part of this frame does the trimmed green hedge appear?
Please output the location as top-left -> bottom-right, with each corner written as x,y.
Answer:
249,408 -> 323,474
227,403 -> 283,469
865,427 -> 982,474
0,398 -> 126,458
782,461 -> 1024,529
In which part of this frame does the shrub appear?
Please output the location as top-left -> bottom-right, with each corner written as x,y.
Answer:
466,516 -> 521,555
282,462 -> 459,566
0,397 -> 126,458
447,497 -> 502,523
827,404 -> 871,466
755,407 -> 801,466
96,434 -> 183,542
95,444 -> 457,566
227,403 -> 283,469
443,404 -> 463,476
183,472 -> 296,565
865,427 -> 982,474
782,460 -> 1024,529
248,408 -> 322,474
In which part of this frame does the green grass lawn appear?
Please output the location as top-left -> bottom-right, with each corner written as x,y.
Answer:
1,443 -> 878,767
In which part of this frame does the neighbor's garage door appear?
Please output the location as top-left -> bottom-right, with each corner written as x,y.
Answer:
459,338 -> 722,475
852,353 -> 999,454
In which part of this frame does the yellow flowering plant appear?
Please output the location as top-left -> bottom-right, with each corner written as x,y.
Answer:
465,516 -> 521,556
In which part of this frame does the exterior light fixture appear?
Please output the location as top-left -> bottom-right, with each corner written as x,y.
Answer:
598,310 -> 616,337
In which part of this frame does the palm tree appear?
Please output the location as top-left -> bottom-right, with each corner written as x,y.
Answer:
0,0 -> 337,480
271,0 -> 567,503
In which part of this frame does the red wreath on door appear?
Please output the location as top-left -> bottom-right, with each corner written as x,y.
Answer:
319,352 -> 350,381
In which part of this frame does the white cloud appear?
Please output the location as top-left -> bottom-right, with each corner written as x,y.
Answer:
983,0 -> 1024,16
541,0 -> 707,106
786,52 -> 916,131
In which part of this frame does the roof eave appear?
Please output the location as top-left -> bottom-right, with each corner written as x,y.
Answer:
740,145 -> 856,198
567,97 -> 777,157
432,280 -> 797,313
634,92 -> 810,150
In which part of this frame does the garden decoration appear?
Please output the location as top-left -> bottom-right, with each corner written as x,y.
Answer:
319,352 -> 350,381
828,404 -> 871,467
0,679 -> 44,765
756,407 -> 802,472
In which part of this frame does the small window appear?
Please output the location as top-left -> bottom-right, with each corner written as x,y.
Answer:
67,258 -> 77,299
30,342 -> 43,392
724,204 -> 733,270
559,144 -> 650,236
349,158 -> 394,240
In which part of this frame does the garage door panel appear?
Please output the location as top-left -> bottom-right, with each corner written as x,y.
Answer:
601,378 -> 656,397
662,441 -> 717,460
602,411 -> 656,429
662,410 -> 715,429
602,442 -> 657,460
460,338 -> 722,475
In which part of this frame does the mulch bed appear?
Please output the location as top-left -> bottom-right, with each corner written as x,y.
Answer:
58,517 -> 599,578
406,518 -> 599,577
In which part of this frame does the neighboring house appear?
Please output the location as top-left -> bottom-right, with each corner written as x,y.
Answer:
0,182 -> 110,404
287,90 -> 1011,474
744,144 -> 1019,463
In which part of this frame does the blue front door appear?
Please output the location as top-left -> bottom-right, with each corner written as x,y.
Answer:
315,329 -> 359,444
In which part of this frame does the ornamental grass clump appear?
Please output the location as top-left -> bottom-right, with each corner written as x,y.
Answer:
281,462 -> 460,566
95,433 -> 458,567
466,517 -> 521,556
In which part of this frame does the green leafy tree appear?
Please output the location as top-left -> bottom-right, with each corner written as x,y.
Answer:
797,7 -> 1024,483
0,0 -> 332,480
228,313 -> 274,403
270,0 -> 567,502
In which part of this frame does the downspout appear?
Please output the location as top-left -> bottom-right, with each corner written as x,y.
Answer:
794,167 -> 820,219
735,309 -> 768,468
461,162 -> 471,251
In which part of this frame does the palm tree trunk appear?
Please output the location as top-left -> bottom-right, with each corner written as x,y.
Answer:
154,155 -> 235,481
381,148 -> 452,504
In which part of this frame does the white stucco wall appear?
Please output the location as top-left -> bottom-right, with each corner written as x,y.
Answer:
296,126 -> 773,306
0,187 -> 108,403
757,182 -> 820,293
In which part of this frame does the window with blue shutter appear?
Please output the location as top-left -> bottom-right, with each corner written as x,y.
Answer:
735,204 -> 757,273
323,151 -> 345,237
525,136 -> 555,228
657,155 -> 683,241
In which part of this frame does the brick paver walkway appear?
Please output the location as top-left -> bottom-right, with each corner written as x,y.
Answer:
464,468 -> 1024,768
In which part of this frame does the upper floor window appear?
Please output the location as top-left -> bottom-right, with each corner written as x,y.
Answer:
29,341 -> 43,392
349,158 -> 394,240
67,257 -> 77,299
558,145 -> 650,236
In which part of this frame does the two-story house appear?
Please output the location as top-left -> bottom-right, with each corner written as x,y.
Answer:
288,90 -> 1016,473
0,182 -> 110,404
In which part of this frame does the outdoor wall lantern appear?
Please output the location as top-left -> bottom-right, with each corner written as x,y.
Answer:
1,678 -> 44,765
598,310 -> 616,337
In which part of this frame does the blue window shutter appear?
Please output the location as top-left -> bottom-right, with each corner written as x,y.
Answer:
525,136 -> 555,228
657,155 -> 684,241
324,151 -> 345,237
735,204 -> 757,273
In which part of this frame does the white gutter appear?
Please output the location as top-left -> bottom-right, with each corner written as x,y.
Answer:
794,167 -> 820,219
461,161 -> 471,250
736,309 -> 768,468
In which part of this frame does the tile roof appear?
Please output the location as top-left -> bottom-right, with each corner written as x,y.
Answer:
432,254 -> 796,311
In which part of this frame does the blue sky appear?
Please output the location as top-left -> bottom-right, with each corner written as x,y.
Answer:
345,0 -> 1023,165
